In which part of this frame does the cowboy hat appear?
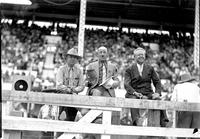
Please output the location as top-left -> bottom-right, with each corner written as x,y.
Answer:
178,73 -> 196,83
65,47 -> 81,58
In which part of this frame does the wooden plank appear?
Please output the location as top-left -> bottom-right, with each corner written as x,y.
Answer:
2,116 -> 200,138
2,109 -> 23,139
65,104 -> 122,111
2,90 -> 200,112
147,110 -> 161,139
148,110 -> 160,127
58,110 -> 103,139
102,111 -> 112,139
78,110 -> 103,123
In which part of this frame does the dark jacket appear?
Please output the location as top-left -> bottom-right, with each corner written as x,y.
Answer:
124,63 -> 161,99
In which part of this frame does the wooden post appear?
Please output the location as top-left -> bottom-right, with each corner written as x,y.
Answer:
78,0 -> 87,57
2,103 -> 23,139
102,111 -> 112,139
194,0 -> 199,69
2,101 -> 12,139
147,110 -> 160,139
58,110 -> 103,139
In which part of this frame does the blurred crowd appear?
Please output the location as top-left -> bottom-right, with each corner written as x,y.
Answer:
1,21 -> 200,96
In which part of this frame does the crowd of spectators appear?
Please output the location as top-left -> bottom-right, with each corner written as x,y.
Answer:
1,21 -> 200,95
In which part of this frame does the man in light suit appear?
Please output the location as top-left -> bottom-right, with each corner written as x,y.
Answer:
86,46 -> 120,97
82,46 -> 120,139
124,47 -> 168,127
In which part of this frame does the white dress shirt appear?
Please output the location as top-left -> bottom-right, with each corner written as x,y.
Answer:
137,63 -> 144,76
171,82 -> 200,103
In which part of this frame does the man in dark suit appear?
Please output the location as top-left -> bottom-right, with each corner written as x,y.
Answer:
124,47 -> 166,126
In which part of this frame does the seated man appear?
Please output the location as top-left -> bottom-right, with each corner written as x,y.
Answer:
124,47 -> 168,127
56,47 -> 84,122
85,46 -> 119,97
81,46 -> 120,139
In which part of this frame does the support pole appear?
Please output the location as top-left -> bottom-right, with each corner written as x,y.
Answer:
78,0 -> 87,57
194,0 -> 200,69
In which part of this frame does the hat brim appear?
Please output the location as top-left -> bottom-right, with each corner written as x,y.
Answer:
67,54 -> 81,58
178,78 -> 196,83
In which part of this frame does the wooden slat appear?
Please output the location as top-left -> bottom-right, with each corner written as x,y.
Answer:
58,110 -> 103,139
2,116 -> 200,138
102,111 -> 112,139
2,90 -> 200,111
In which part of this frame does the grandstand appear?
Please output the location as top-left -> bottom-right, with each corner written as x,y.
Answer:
1,0 -> 200,139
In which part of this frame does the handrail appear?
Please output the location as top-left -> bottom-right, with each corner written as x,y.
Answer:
2,90 -> 200,138
2,116 -> 200,138
2,90 -> 200,111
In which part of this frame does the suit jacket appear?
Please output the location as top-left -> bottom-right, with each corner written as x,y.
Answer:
124,63 -> 161,99
86,60 -> 119,97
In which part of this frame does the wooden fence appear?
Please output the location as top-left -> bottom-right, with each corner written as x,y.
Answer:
2,90 -> 200,139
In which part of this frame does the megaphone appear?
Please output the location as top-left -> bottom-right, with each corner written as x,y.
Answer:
12,75 -> 31,92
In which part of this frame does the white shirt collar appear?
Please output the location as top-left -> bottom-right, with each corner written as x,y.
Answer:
137,63 -> 144,69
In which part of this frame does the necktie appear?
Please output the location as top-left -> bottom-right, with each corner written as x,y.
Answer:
68,67 -> 73,87
102,63 -> 107,83
99,62 -> 107,84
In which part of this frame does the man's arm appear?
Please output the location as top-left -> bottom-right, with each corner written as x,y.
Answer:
124,67 -> 136,94
171,85 -> 178,101
56,67 -> 72,93
111,64 -> 120,88
72,68 -> 85,93
151,67 -> 162,95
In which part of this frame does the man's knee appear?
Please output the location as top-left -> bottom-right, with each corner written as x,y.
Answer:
80,108 -> 90,116
91,88 -> 102,96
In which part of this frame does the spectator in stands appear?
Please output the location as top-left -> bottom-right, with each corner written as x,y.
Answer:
124,47 -> 168,127
56,47 -> 84,122
171,73 -> 200,139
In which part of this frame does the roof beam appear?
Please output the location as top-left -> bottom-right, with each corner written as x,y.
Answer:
84,0 -> 194,10
1,10 -> 193,29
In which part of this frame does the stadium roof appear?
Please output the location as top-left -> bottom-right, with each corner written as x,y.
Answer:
1,0 -> 196,31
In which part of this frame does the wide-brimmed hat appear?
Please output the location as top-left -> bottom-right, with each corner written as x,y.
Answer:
178,73 -> 196,83
65,47 -> 81,58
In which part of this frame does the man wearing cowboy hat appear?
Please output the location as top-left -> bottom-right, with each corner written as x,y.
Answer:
171,73 -> 200,137
124,47 -> 168,127
56,47 -> 84,122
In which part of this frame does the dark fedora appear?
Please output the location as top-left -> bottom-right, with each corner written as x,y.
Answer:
178,73 -> 196,83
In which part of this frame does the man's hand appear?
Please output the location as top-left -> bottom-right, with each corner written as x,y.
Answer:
112,81 -> 119,88
71,87 -> 78,95
152,93 -> 160,100
134,92 -> 143,99
59,86 -> 72,94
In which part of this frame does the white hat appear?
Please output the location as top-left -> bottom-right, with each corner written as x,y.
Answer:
66,47 -> 81,58
98,46 -> 107,52
134,47 -> 146,55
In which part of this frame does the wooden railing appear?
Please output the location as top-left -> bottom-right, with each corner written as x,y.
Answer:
2,90 -> 200,139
